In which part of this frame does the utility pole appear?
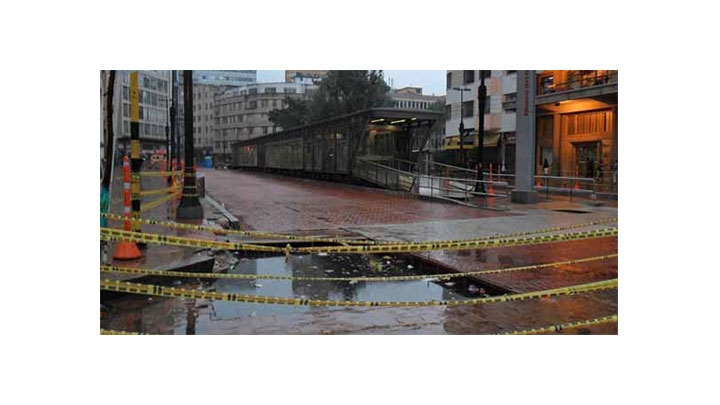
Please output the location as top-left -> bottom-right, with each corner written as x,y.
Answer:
177,70 -> 203,219
476,71 -> 487,193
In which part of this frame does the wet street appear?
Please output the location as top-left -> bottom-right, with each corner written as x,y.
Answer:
101,168 -> 618,334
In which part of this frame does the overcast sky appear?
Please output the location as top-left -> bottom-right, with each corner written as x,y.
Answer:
257,70 -> 446,96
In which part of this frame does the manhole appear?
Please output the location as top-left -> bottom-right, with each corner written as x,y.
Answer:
553,209 -> 592,214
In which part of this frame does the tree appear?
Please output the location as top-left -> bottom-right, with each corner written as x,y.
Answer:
268,97 -> 310,130
269,70 -> 392,130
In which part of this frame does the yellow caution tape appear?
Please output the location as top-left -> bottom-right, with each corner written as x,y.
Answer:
100,278 -> 618,307
140,170 -> 182,177
101,212 -> 378,245
140,192 -> 179,213
295,227 -> 618,254
140,187 -> 177,197
100,329 -> 143,335
100,227 -> 285,253
498,314 -> 618,335
100,226 -> 616,254
100,254 -> 617,282
100,213 -> 617,247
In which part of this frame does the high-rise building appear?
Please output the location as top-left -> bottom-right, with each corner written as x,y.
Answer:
193,70 -> 256,86
113,70 -> 172,155
213,82 -> 317,159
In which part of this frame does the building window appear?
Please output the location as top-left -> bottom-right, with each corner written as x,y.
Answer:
249,88 -> 258,95
263,127 -> 268,135
480,70 -> 491,79
446,72 -> 451,89
123,103 -> 129,117
265,87 -> 276,94
284,87 -> 296,94
462,100 -> 474,118
272,100 -> 278,108
123,86 -> 128,101
261,100 -> 268,108
463,70 -> 474,84
123,121 -> 129,134
247,101 -> 257,109
445,104 -> 452,120
484,96 -> 491,114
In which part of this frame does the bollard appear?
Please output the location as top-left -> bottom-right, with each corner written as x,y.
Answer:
488,163 -> 494,195
574,167 -> 580,190
113,156 -> 142,260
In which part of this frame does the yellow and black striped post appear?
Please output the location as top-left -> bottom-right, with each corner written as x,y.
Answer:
129,71 -> 142,232
176,70 -> 203,219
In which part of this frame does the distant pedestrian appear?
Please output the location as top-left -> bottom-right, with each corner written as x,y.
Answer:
542,158 -> 549,176
612,160 -> 618,186
597,160 -> 604,183
587,158 -> 595,179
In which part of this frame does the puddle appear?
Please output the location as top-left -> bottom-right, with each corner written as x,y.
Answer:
101,253 -> 495,334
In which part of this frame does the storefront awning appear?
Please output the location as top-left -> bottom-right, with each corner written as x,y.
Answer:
483,133 -> 500,147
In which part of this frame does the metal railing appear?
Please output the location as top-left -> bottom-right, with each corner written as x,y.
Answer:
355,158 -> 510,210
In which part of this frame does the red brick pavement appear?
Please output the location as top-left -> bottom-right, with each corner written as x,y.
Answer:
200,168 -> 511,232
425,236 -> 618,293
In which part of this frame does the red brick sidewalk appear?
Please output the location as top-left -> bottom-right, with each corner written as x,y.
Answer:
200,168 -> 511,232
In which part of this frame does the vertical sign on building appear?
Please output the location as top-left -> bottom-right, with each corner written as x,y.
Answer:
129,71 -> 143,230
511,70 -> 540,203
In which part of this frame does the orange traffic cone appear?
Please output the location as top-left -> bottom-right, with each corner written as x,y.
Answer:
113,157 -> 142,260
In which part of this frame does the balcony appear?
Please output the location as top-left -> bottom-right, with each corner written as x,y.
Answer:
536,71 -> 618,105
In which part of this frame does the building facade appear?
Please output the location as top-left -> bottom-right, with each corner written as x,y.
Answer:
534,70 -> 618,182
191,84 -> 232,157
193,70 -> 256,86
213,82 -> 317,159
390,87 -> 444,110
445,70 -> 518,169
113,70 -> 172,155
284,70 -> 328,83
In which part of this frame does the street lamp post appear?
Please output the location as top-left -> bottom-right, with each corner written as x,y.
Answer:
476,71 -> 487,193
170,70 -> 176,169
177,70 -> 203,220
452,86 -> 470,166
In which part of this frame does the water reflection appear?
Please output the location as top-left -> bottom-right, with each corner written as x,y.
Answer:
102,253 -> 493,334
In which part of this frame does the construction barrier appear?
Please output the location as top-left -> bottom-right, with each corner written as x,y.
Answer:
101,212 -> 379,245
139,187 -> 177,197
140,192 -> 180,213
100,227 -> 285,253
140,170 -> 182,177
100,278 -> 618,307
497,314 -> 618,335
100,254 -> 618,282
295,228 -> 618,254
100,212 -> 618,249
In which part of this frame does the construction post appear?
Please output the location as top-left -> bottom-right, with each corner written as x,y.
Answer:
177,70 -> 204,219
113,156 -> 141,260
129,71 -> 143,233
